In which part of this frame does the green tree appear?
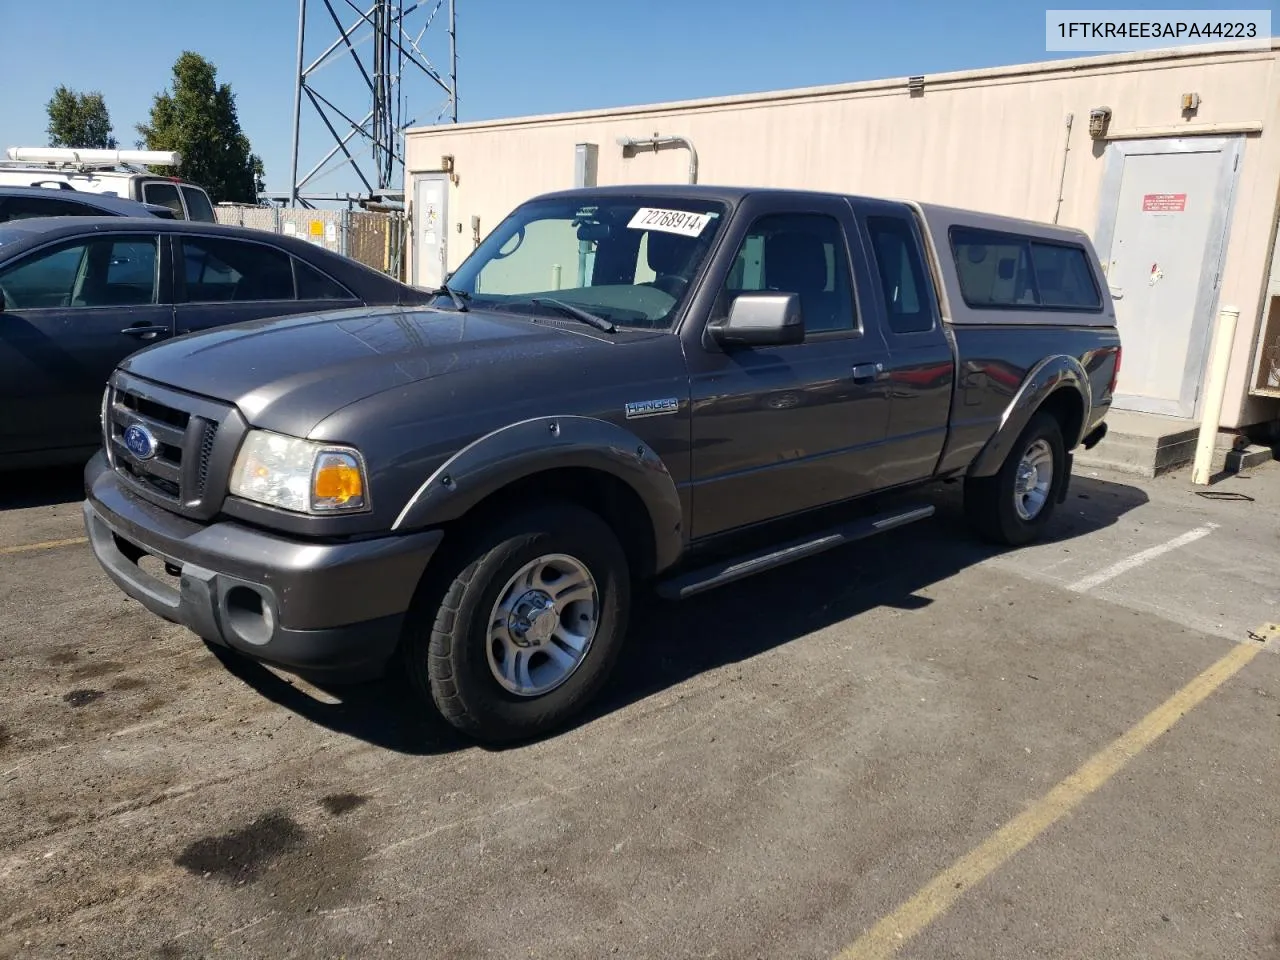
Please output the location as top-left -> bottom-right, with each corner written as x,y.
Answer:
136,52 -> 262,203
46,86 -> 117,149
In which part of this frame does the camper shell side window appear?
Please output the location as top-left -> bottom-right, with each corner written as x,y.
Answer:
947,225 -> 1103,313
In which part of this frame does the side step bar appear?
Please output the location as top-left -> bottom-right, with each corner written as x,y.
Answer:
655,504 -> 936,601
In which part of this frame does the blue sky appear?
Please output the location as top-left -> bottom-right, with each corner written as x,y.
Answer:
0,0 -> 1271,197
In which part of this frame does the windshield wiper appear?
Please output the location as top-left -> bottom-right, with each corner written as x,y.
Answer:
433,282 -> 469,312
528,297 -> 616,333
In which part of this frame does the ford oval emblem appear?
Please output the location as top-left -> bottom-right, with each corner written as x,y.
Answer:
123,423 -> 158,461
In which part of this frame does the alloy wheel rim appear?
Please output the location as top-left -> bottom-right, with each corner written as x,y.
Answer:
1013,438 -> 1053,521
486,553 -> 600,697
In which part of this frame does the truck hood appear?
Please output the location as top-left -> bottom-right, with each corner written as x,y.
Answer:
120,305 -> 623,435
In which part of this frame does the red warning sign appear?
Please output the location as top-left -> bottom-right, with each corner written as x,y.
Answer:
1142,193 -> 1187,212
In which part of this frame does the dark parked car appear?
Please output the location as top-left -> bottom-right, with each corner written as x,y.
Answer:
0,216 -> 432,470
83,185 -> 1121,744
0,186 -> 174,223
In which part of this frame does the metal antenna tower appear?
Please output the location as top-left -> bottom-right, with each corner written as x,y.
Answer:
286,0 -> 457,207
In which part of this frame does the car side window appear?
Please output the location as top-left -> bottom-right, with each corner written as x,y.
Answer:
0,236 -> 158,309
721,212 -> 856,334
142,182 -> 185,219
294,259 -> 355,300
180,237 -> 295,303
865,215 -> 935,334
0,196 -> 100,223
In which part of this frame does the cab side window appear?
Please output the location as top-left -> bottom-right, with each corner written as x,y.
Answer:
180,186 -> 216,223
142,182 -> 185,219
865,215 -> 936,334
721,212 -> 856,334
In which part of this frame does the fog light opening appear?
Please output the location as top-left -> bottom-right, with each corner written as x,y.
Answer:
225,586 -> 275,647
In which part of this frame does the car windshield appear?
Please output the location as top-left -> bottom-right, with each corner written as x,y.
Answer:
438,195 -> 729,329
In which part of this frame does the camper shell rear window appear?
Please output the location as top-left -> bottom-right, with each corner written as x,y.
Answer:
948,226 -> 1102,313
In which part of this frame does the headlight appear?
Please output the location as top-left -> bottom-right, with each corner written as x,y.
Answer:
229,430 -> 368,514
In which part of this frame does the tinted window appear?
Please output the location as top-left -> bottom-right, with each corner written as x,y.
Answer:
294,259 -> 355,300
865,215 -> 935,334
142,182 -> 184,218
1029,241 -> 1101,308
0,196 -> 105,223
950,227 -> 1100,311
181,186 -> 216,223
951,230 -> 1035,306
181,237 -> 294,302
0,236 -> 158,309
722,212 -> 856,334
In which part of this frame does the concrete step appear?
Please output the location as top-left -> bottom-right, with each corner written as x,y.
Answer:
1226,443 -> 1277,473
1073,410 -> 1238,478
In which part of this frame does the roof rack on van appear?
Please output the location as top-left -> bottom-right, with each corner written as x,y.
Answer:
3,147 -> 182,173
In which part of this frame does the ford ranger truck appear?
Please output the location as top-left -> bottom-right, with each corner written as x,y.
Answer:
83,185 -> 1120,743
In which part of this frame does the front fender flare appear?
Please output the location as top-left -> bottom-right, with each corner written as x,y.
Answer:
967,355 -> 1091,478
391,415 -> 684,572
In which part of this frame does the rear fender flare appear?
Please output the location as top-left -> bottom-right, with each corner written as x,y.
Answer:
967,355 -> 1091,478
391,415 -> 684,572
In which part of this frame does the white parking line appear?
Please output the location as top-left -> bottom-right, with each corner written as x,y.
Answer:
1067,524 -> 1218,593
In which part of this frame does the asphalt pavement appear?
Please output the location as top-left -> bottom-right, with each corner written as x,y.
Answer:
0,460 -> 1276,960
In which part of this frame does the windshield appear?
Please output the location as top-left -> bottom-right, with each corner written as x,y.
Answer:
439,195 -> 729,329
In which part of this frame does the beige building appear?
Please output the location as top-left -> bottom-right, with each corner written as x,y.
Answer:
404,41 -> 1280,437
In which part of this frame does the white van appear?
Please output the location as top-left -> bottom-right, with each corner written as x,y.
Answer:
0,147 -> 217,222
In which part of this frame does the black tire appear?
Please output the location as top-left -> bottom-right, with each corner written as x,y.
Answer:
402,501 -> 631,743
964,410 -> 1067,547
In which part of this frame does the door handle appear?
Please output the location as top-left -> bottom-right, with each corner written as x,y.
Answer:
851,362 -> 883,383
121,324 -> 170,340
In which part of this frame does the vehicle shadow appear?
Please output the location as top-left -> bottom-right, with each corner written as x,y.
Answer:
201,473 -> 1151,756
0,464 -> 89,510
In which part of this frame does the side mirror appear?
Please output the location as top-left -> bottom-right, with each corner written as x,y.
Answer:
708,292 -> 804,347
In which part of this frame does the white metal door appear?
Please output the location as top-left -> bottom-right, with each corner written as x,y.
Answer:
412,174 -> 448,289
1094,138 -> 1241,418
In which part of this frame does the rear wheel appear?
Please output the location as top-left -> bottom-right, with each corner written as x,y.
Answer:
402,502 -> 630,743
964,410 -> 1066,546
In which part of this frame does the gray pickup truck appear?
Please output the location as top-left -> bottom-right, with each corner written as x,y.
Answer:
83,185 -> 1121,742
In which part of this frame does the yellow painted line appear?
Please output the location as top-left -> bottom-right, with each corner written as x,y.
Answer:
836,638 -> 1265,960
0,536 -> 88,556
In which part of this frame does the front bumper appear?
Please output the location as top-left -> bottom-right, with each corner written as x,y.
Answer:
83,451 -> 443,680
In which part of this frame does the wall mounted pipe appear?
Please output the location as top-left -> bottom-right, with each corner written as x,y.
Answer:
1053,113 -> 1073,225
616,134 -> 699,184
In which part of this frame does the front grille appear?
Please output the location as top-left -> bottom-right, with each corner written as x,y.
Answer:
197,422 -> 219,493
105,376 -> 234,517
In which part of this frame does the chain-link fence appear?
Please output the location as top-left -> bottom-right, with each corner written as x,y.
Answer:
213,205 -> 407,281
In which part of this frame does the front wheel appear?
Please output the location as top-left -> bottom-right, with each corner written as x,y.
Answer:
964,411 -> 1067,546
402,502 -> 631,743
